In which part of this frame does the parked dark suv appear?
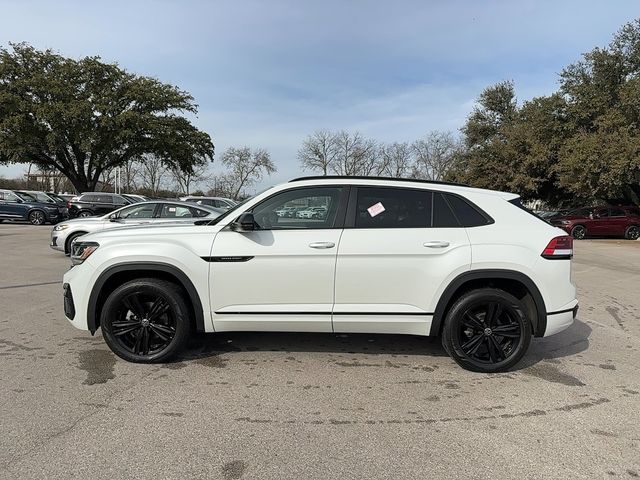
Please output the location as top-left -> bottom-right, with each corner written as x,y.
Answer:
67,192 -> 131,218
550,206 -> 640,240
0,189 -> 64,225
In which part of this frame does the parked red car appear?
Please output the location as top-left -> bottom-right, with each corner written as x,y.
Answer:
550,206 -> 640,240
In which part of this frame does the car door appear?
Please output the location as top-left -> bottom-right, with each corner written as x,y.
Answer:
0,192 -> 27,219
588,207 -> 610,235
209,186 -> 348,333
607,207 -> 628,237
115,203 -> 158,225
333,186 -> 471,335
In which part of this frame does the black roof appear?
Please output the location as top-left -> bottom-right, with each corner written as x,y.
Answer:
289,175 -> 468,187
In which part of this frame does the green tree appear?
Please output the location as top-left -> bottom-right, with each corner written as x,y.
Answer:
0,43 -> 213,192
451,19 -> 640,205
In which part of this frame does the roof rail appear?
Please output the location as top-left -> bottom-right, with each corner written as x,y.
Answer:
288,175 -> 468,187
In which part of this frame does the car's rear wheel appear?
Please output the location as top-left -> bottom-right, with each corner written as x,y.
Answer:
570,224 -> 587,239
441,288 -> 532,373
625,225 -> 640,240
100,278 -> 191,363
78,211 -> 93,218
28,210 -> 46,225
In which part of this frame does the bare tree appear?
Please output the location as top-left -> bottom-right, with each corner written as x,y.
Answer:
297,130 -> 339,175
217,147 -> 276,198
378,142 -> 414,178
331,131 -> 378,176
139,154 -> 169,195
171,160 -> 211,195
412,131 -> 460,181
121,160 -> 143,192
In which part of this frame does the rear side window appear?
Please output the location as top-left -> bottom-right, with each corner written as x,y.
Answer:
610,208 -> 625,217
355,187 -> 431,228
82,194 -> 100,202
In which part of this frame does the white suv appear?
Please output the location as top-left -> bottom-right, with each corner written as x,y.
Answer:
62,177 -> 578,372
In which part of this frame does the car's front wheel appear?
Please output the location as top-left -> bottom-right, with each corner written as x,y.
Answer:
28,210 -> 46,225
570,224 -> 587,239
100,278 -> 191,363
441,288 -> 532,373
625,225 -> 640,240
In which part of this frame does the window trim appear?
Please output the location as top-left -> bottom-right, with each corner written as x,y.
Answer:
236,185 -> 350,231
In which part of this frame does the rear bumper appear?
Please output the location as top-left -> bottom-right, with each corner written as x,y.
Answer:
544,300 -> 579,337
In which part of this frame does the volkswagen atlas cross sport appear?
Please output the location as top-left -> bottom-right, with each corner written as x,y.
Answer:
62,176 -> 578,373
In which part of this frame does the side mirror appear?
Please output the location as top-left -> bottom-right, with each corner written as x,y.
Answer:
230,212 -> 257,232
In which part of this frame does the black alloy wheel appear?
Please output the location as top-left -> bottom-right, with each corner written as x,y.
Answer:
442,288 -> 532,373
101,278 -> 190,362
78,211 -> 93,218
625,225 -> 640,240
28,210 -> 46,225
571,225 -> 586,240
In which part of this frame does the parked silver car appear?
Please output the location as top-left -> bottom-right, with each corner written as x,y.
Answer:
50,201 -> 223,254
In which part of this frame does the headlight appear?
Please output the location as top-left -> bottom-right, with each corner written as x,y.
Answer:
558,220 -> 571,225
54,224 -> 69,231
70,241 -> 99,266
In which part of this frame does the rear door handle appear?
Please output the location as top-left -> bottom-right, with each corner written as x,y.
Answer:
423,241 -> 450,248
309,242 -> 335,249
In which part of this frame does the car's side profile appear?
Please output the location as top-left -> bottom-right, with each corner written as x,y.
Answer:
550,206 -> 640,240
62,177 -> 578,372
0,189 -> 64,225
67,192 -> 131,218
51,200 -> 223,254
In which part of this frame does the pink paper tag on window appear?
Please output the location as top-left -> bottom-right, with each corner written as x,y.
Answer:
367,202 -> 385,217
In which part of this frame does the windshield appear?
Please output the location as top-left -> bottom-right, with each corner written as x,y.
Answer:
196,189 -> 270,226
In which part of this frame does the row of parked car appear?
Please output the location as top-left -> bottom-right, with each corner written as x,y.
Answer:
0,189 -> 239,225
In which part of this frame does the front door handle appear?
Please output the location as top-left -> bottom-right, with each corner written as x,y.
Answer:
423,241 -> 450,248
309,242 -> 335,249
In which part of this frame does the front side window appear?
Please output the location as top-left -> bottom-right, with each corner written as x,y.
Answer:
4,192 -> 21,203
251,187 -> 343,230
118,204 -> 156,219
355,187 -> 430,228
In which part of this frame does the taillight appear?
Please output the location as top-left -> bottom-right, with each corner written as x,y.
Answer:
67,202 -> 72,209
541,235 -> 573,259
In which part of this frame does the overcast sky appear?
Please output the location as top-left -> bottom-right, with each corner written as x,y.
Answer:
0,0 -> 638,191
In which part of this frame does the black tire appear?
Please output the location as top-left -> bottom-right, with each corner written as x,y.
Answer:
78,211 -> 93,218
100,278 -> 191,363
65,231 -> 87,255
441,288 -> 532,373
570,224 -> 587,240
28,210 -> 46,225
625,225 -> 640,240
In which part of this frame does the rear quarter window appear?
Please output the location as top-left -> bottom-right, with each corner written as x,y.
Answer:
442,193 -> 491,227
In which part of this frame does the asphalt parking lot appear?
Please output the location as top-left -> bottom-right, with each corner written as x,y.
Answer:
1,224 -> 639,479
